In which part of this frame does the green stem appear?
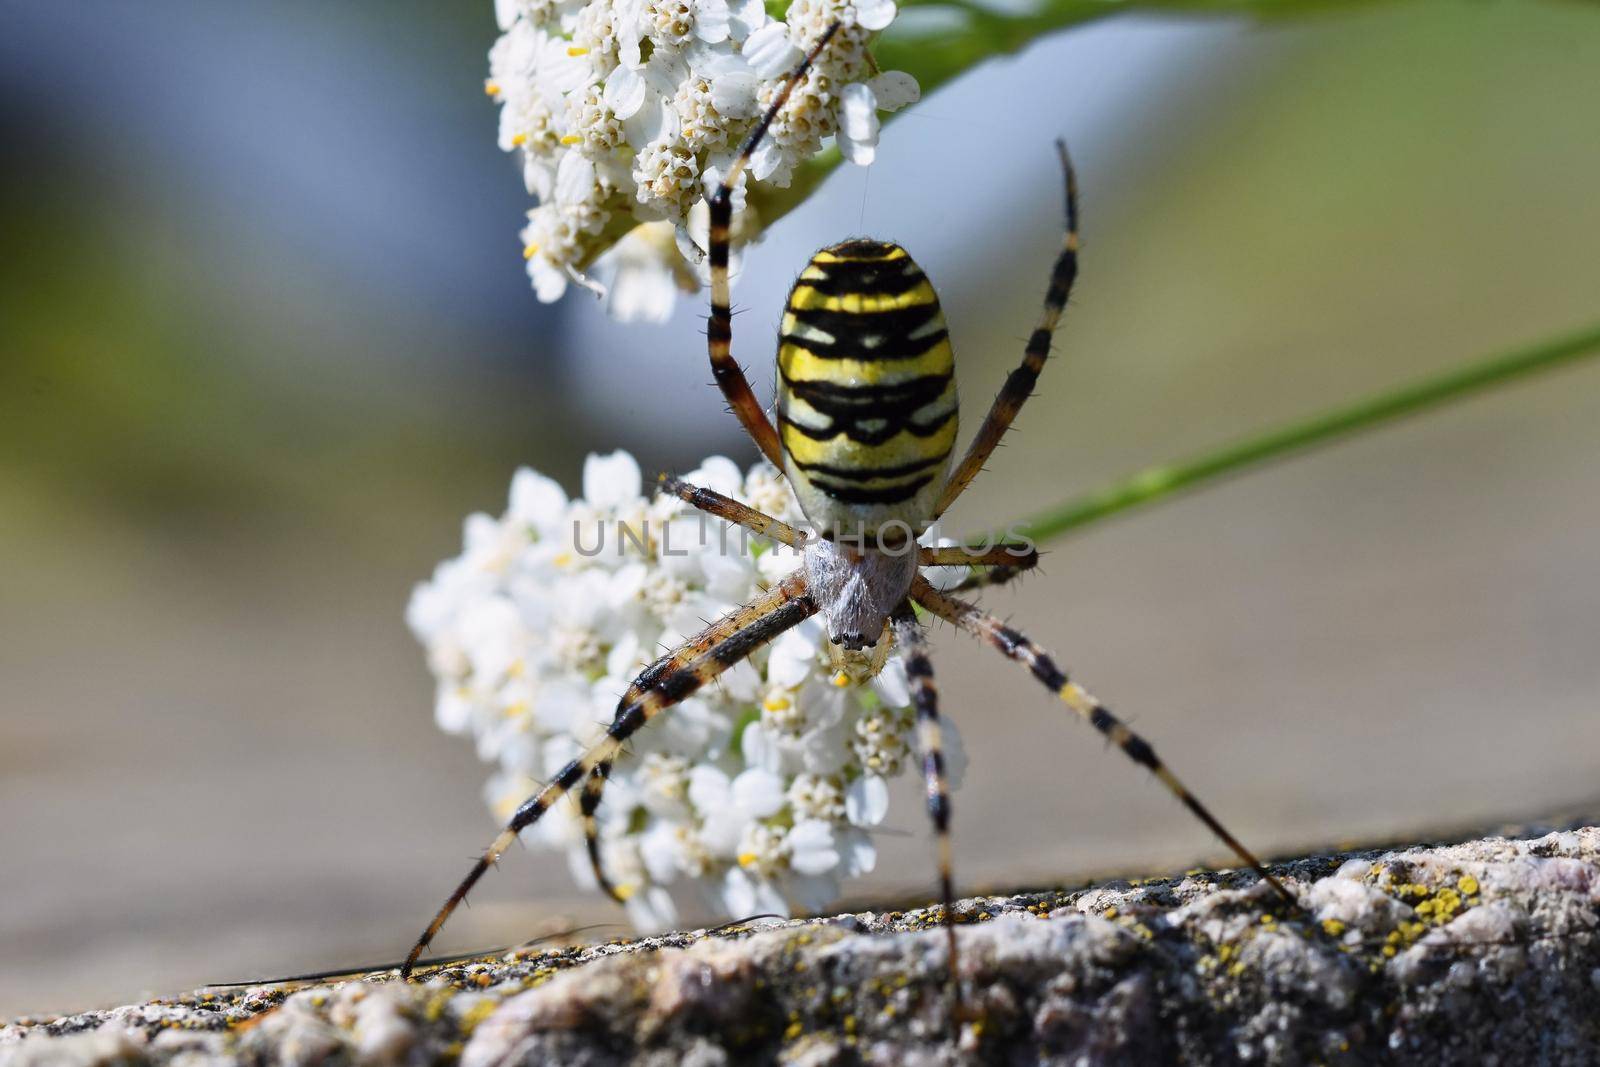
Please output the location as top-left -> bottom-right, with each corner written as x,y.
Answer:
1010,321 -> 1600,544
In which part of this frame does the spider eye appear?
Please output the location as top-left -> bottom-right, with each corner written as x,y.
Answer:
833,629 -> 871,651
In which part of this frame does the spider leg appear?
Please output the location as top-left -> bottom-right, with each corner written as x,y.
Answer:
910,577 -> 1295,906
658,473 -> 808,547
574,553 -> 812,906
890,603 -> 964,1005
578,759 -> 627,904
951,565 -> 1035,595
402,572 -> 818,977
918,544 -> 1038,570
705,23 -> 841,467
934,141 -> 1079,519
919,543 -> 1040,595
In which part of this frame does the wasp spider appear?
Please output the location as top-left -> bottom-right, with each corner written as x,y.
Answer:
403,24 -> 1292,986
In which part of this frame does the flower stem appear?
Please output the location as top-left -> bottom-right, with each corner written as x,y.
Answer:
1008,321 -> 1600,544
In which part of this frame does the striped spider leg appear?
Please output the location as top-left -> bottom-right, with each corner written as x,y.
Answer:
890,604 -> 963,985
573,475 -> 810,903
932,139 -> 1080,521
401,571 -> 817,977
703,23 -> 843,469
911,575 -> 1295,905
922,541 -> 1042,595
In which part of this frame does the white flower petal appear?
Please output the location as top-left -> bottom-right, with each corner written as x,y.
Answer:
623,94 -> 673,150
555,150 -> 597,205
590,229 -> 682,325
719,658 -> 763,703
434,686 -> 473,734
870,656 -> 911,708
838,82 -> 880,166
583,450 -> 644,508
687,764 -> 732,809
845,774 -> 890,826
742,22 -> 799,79
727,0 -> 767,39
694,0 -> 731,42
732,767 -> 786,817
767,629 -> 818,688
751,147 -> 792,186
740,720 -> 784,773
786,819 -> 839,876
509,467 -> 569,529
854,0 -> 897,31
868,70 -> 920,112
522,155 -> 555,201
722,867 -> 790,917
710,71 -> 759,118
639,821 -> 684,883
603,63 -> 648,120
837,828 -> 877,877
684,455 -> 745,497
757,543 -> 805,584
698,812 -> 745,857
529,257 -> 569,302
604,260 -> 679,323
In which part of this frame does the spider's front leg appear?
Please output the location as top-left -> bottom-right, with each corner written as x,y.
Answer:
657,473 -> 807,547
934,140 -> 1079,520
911,576 -> 1297,907
703,25 -> 841,469
401,572 -> 818,977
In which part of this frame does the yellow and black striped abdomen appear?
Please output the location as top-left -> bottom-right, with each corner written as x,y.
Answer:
776,240 -> 957,537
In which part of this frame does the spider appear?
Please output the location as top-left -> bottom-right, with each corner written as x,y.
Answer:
401,23 -> 1292,985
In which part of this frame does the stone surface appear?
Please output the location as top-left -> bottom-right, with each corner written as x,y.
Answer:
5,827 -> 1600,1065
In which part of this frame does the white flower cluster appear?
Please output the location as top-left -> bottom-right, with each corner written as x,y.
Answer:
487,0 -> 920,319
407,451 -> 965,930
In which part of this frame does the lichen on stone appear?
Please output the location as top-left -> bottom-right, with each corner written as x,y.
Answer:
5,824 -> 1600,1065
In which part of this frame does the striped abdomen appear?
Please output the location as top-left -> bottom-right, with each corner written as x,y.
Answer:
776,240 -> 958,537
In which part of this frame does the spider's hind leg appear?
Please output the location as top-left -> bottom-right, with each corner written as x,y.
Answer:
402,573 -> 818,977
578,760 -> 629,905
919,542 -> 1039,594
890,603 -> 966,1009
575,478 -> 811,907
911,577 -> 1296,907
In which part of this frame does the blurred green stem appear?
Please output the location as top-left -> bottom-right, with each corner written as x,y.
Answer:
1008,321 -> 1600,544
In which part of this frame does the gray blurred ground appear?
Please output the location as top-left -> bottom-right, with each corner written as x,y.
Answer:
3,1 -> 1599,1018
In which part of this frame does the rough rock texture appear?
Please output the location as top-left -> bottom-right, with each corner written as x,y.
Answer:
6,827 -> 1600,1066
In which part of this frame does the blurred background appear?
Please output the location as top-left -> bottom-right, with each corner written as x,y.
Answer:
3,0 -> 1598,1018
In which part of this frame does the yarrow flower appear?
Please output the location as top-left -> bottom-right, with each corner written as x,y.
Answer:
487,0 -> 920,321
408,450 -> 966,930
